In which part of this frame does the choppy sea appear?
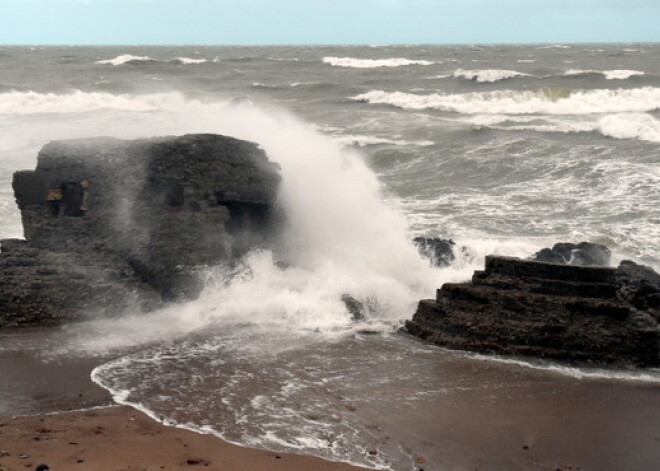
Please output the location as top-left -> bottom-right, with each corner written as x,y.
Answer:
1,44 -> 659,471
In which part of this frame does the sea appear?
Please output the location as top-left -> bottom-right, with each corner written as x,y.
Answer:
1,44 -> 659,471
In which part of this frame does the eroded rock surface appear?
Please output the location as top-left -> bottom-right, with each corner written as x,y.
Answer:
406,255 -> 659,367
1,134 -> 281,327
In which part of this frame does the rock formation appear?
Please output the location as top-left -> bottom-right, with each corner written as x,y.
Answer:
413,237 -> 455,267
1,134 -> 281,327
406,255 -> 660,367
531,242 -> 611,266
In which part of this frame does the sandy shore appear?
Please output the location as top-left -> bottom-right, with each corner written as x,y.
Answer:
0,405 -> 368,471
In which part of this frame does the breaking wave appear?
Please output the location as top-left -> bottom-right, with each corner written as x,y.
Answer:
36,91 -> 442,355
330,134 -> 434,148
0,90 -> 185,115
565,69 -> 645,80
352,87 -> 660,115
322,56 -> 433,68
96,54 -> 155,65
96,54 -> 216,66
469,112 -> 660,143
453,68 -> 530,83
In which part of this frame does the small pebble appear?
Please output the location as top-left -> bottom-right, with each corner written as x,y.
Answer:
19,454 -> 30,460
0,451 -> 9,457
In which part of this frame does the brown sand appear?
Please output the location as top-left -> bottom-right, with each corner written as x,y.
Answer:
0,406 -> 368,471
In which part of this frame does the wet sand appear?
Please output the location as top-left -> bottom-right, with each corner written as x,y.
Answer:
0,405 -> 367,471
2,328 -> 660,471
0,328 -> 367,471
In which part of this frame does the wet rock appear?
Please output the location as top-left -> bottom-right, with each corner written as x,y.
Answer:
531,242 -> 611,266
341,293 -> 366,321
413,237 -> 455,267
406,255 -> 659,367
616,260 -> 660,321
1,134 -> 281,327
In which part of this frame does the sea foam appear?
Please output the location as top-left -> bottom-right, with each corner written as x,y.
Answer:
322,56 -> 433,68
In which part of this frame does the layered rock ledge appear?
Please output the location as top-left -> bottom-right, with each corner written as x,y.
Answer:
1,134 -> 281,327
406,256 -> 660,367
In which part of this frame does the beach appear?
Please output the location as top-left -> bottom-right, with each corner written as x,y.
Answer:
0,406 -> 367,471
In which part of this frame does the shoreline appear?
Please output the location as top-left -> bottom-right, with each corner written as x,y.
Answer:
0,405 -> 370,471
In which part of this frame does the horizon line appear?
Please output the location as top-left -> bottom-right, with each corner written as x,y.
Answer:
1,40 -> 659,48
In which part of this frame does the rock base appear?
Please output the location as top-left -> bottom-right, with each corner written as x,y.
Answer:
406,256 -> 659,367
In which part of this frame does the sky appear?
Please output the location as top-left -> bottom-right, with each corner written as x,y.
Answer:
0,0 -> 659,45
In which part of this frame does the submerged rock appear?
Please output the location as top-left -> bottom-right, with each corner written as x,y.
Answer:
531,242 -> 611,266
1,134 -> 281,327
406,255 -> 659,367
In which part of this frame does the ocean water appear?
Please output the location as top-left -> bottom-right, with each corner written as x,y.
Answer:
1,44 -> 660,471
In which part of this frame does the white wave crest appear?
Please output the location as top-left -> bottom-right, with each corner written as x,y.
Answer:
322,56 -> 433,68
96,54 -> 154,65
352,87 -> 660,115
470,112 -> 660,143
0,90 -> 185,115
174,56 -> 209,65
538,44 -> 571,49
453,68 -> 530,83
331,134 -> 434,147
565,69 -> 645,80
598,112 -> 660,142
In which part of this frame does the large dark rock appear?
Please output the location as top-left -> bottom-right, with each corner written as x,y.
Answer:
1,134 -> 281,327
406,255 -> 659,367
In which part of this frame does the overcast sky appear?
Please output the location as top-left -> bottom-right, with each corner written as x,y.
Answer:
1,0 -> 658,45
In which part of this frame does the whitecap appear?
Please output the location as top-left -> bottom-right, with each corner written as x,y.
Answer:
322,57 -> 433,68
453,68 -> 530,83
565,69 -> 644,80
352,87 -> 660,115
470,112 -> 660,143
96,54 -> 154,66
331,134 -> 434,147
173,57 -> 209,65
0,90 -> 185,115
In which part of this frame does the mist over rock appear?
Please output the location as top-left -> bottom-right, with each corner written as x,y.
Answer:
406,255 -> 660,367
1,134 -> 281,327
